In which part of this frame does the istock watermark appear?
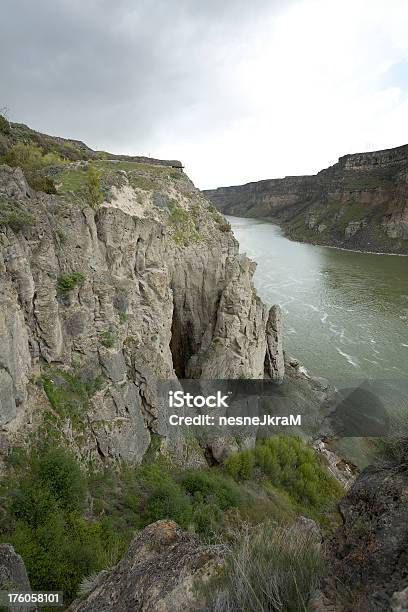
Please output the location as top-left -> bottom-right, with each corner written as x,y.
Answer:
157,378 -> 407,441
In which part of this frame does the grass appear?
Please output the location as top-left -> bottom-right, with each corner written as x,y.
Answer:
129,175 -> 157,191
168,200 -> 202,246
205,521 -> 323,612
56,167 -> 88,194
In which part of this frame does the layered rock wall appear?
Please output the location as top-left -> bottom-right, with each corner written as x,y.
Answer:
204,144 -> 408,253
0,161 -> 282,467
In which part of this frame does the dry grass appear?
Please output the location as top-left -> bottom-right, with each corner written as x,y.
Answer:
206,521 -> 323,612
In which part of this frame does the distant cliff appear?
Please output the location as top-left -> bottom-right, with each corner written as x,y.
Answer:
204,144 -> 408,254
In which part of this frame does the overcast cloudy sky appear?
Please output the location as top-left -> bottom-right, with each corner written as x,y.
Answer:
1,0 -> 408,188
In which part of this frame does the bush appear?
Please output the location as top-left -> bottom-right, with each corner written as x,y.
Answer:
0,198 -> 34,231
131,464 -> 242,537
180,470 -> 240,511
99,329 -> 116,348
224,450 -> 255,480
225,436 -> 343,510
2,446 -> 113,603
57,271 -> 85,293
42,368 -> 102,426
28,173 -> 57,194
85,165 -> 103,209
2,142 -> 60,193
206,522 -> 323,612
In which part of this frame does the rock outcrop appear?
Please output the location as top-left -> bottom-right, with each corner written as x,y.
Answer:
0,134 -> 284,467
69,520 -> 224,612
318,457 -> 408,611
0,544 -> 33,612
204,143 -> 408,254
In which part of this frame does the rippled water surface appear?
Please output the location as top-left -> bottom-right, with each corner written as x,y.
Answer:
228,216 -> 408,383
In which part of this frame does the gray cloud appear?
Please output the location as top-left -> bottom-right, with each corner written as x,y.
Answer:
0,0 -> 290,158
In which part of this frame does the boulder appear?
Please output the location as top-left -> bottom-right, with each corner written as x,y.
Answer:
69,520 -> 225,612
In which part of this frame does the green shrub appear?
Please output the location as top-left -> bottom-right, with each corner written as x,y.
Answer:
28,173 -> 57,194
57,271 -> 85,293
129,175 -> 156,191
180,470 -> 240,510
2,446 -> 114,603
42,368 -> 102,423
0,198 -> 34,231
99,329 -> 116,348
2,142 -> 59,193
225,436 -> 343,510
224,450 -> 255,480
205,521 -> 323,611
137,463 -> 193,529
85,165 -> 103,209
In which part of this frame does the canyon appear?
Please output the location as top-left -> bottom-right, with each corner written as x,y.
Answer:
204,143 -> 408,254
0,120 -> 407,611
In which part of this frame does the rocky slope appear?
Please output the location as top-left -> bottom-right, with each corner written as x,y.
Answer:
0,122 -> 288,470
204,144 -> 408,254
312,447 -> 408,612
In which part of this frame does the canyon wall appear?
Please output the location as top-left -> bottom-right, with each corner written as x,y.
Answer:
0,138 -> 285,469
204,144 -> 408,254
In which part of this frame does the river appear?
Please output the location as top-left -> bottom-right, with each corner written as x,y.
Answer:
228,216 -> 408,384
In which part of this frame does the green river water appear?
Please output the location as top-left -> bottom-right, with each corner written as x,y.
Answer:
228,216 -> 408,384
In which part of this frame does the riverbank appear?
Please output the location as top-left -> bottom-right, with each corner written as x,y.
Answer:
259,216 -> 408,257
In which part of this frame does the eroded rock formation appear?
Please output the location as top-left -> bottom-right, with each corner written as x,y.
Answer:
0,153 -> 283,467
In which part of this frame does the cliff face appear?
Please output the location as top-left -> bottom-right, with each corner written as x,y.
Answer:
0,138 -> 283,468
314,450 -> 408,612
204,144 -> 408,254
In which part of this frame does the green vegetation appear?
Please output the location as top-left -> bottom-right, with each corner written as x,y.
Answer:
224,436 -> 343,522
55,165 -> 104,209
205,521 -> 323,612
0,445 -> 120,604
210,208 -> 231,232
99,329 -> 116,348
85,165 -> 104,209
55,167 -> 88,195
42,368 -> 102,425
57,271 -> 85,293
168,200 -> 202,246
0,197 -> 34,231
1,142 -> 63,193
0,434 -> 341,606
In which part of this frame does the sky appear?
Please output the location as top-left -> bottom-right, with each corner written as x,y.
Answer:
1,0 -> 408,189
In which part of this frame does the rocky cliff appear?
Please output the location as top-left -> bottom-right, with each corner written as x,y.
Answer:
0,122 -> 286,469
204,144 -> 408,254
313,443 -> 408,611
